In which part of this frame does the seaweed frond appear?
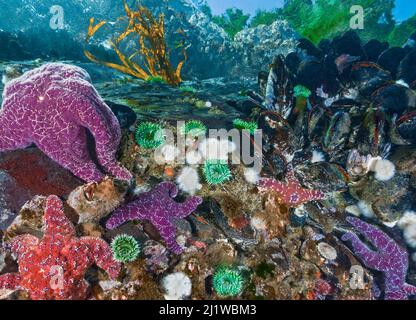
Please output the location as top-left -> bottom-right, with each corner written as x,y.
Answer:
84,0 -> 187,86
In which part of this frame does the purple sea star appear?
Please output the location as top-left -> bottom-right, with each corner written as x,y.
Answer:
106,182 -> 203,254
342,216 -> 416,300
0,63 -> 132,182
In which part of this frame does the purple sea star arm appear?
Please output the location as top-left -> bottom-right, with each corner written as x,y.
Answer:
159,223 -> 184,254
341,232 -> 383,269
106,182 -> 202,254
385,290 -> 408,300
168,197 -> 203,219
345,216 -> 393,252
0,63 -> 132,182
343,216 -> 415,300
33,109 -> 106,182
156,181 -> 179,197
0,106 -> 32,151
156,181 -> 202,218
403,284 -> 416,295
73,95 -> 132,181
105,201 -> 141,230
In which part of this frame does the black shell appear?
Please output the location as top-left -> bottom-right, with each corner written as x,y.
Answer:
296,56 -> 323,93
258,70 -> 269,98
372,83 -> 416,115
397,49 -> 416,86
353,107 -> 388,157
258,111 -> 301,176
377,47 -> 407,79
297,38 -> 323,59
350,61 -> 392,97
332,31 -> 366,59
106,101 -> 137,129
318,39 -> 332,54
363,39 -> 389,62
285,51 -> 301,75
396,110 -> 416,144
264,55 -> 295,118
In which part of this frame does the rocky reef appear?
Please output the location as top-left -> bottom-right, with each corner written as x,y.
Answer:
0,0 -> 298,80
0,4 -> 415,300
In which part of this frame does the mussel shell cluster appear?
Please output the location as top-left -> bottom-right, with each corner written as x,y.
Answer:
257,30 -> 416,170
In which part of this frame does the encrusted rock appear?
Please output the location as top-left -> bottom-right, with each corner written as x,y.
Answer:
232,20 -> 298,75
317,242 -> 338,261
67,177 -> 129,224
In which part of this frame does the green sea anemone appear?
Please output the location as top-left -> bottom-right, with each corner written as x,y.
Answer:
111,234 -> 141,263
180,120 -> 207,137
233,119 -> 258,135
135,122 -> 166,149
294,85 -> 312,99
179,86 -> 196,93
203,159 -> 232,185
145,76 -> 165,84
213,266 -> 244,297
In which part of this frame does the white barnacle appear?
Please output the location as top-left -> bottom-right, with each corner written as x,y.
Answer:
317,242 -> 337,261
371,158 -> 395,182
176,166 -> 202,195
161,272 -> 192,300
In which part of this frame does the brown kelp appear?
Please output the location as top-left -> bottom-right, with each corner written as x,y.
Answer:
84,0 -> 187,86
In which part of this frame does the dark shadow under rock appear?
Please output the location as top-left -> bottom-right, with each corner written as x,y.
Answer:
0,148 -> 82,228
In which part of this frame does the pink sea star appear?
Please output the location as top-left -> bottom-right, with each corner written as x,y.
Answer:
343,216 -> 416,300
106,182 -> 203,254
0,63 -> 132,182
0,195 -> 121,300
258,170 -> 325,207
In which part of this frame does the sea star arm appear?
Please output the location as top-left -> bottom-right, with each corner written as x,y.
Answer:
0,273 -> 21,290
34,119 -> 106,183
342,231 -> 383,270
158,182 -> 202,218
385,290 -> 408,300
303,189 -> 326,202
158,223 -> 184,254
258,178 -> 284,194
105,202 -> 141,229
10,234 -> 39,257
346,216 -> 396,253
79,237 -> 121,279
168,197 -> 203,219
73,95 -> 132,181
0,105 -> 32,152
43,195 -> 76,238
156,181 -> 179,197
403,283 -> 416,295
285,168 -> 297,181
